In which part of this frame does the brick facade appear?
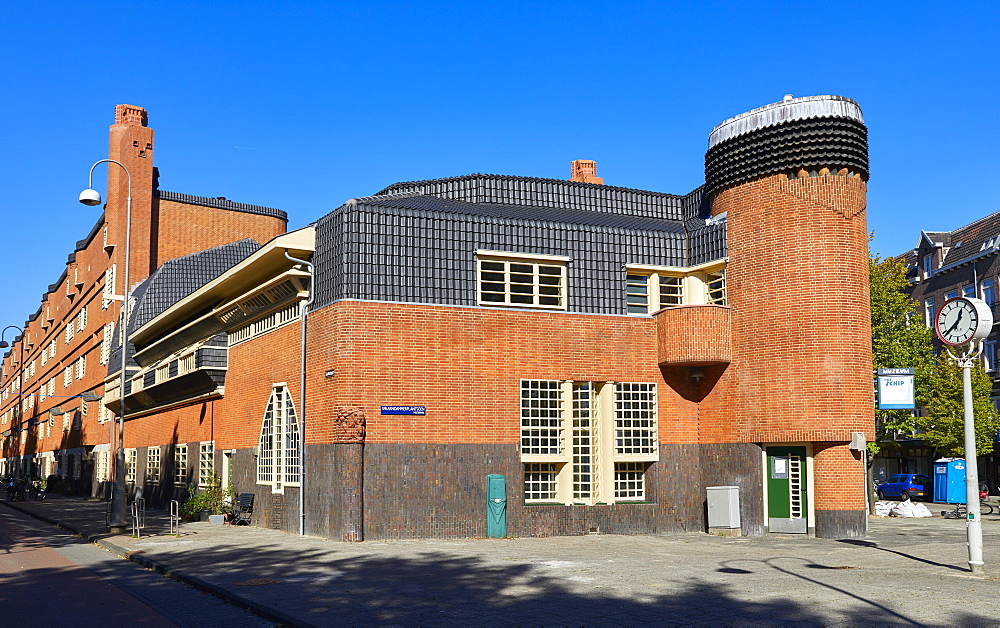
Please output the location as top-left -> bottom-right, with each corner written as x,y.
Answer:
2,96 -> 873,541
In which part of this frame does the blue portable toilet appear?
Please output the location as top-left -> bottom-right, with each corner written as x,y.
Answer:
933,458 -> 967,504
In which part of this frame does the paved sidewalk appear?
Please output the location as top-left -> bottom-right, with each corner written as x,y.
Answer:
4,495 -> 1000,626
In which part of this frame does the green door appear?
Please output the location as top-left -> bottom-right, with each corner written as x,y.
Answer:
766,446 -> 808,534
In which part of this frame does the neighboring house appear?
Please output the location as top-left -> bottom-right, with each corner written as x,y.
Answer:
890,215 -> 1000,490
2,95 -> 874,540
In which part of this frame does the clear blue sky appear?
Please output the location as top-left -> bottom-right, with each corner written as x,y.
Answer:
1,1 -> 998,331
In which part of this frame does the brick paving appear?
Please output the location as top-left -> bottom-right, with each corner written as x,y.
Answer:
4,495 -> 1000,626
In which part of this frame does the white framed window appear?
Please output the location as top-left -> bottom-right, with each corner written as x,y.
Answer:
48,378 -> 54,397
257,384 -> 300,492
922,254 -> 934,278
102,264 -> 116,310
706,269 -> 726,305
77,306 -> 88,333
76,355 -> 86,379
125,448 -> 137,483
100,323 -> 112,364
985,340 -> 997,372
520,379 -> 658,504
41,347 -> 47,366
983,279 -> 996,307
174,444 -> 188,485
199,442 -> 214,486
626,273 -> 684,315
64,366 -> 73,388
48,339 -> 56,359
477,252 -> 568,310
924,298 -> 936,327
65,322 -> 74,344
95,450 -> 109,482
147,447 -> 161,484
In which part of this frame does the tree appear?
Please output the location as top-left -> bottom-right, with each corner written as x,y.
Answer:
918,354 -> 1000,457
869,252 -> 933,452
869,246 -> 1000,458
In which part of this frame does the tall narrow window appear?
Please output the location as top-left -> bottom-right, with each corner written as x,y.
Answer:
102,264 -> 116,310
924,298 -> 936,327
982,279 -> 995,307
199,442 -> 214,486
571,383 -> 595,502
147,447 -> 161,484
985,340 -> 997,373
174,445 -> 188,485
125,449 -> 137,484
256,385 -> 300,492
706,269 -> 726,305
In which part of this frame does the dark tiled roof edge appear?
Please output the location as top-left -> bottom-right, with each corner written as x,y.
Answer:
375,173 -> 683,199
157,190 -> 287,221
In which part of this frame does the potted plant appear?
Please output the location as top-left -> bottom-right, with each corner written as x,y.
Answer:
179,472 -> 232,523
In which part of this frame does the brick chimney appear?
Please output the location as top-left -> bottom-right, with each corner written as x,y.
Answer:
569,159 -> 604,185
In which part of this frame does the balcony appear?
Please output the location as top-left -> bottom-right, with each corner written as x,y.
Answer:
654,304 -> 731,366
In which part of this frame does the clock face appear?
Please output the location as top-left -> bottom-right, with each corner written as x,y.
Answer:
936,298 -> 983,345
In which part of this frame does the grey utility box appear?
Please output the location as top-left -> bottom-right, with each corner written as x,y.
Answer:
707,486 -> 741,533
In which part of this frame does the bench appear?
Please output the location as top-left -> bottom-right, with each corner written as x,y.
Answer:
231,492 -> 254,526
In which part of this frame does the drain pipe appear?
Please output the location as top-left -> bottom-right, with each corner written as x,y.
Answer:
284,250 -> 314,536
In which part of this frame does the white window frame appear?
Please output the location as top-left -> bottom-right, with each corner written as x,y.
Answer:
174,444 -> 188,485
922,254 -> 934,278
985,339 -> 997,372
924,298 -> 936,327
199,441 -> 214,487
476,252 -> 569,310
256,384 -> 301,493
625,261 -> 727,315
77,306 -> 88,333
520,379 -> 658,505
125,448 -> 137,484
982,278 -> 996,307
102,264 -> 116,310
64,322 -> 74,344
100,323 -> 112,365
147,447 -> 161,484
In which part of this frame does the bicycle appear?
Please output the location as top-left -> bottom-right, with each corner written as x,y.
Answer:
942,486 -> 996,518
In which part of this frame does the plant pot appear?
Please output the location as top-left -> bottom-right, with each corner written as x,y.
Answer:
208,514 -> 225,525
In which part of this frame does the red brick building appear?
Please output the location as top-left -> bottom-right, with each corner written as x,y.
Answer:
1,96 -> 874,540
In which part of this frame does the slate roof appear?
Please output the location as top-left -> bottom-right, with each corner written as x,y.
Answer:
375,173 -> 686,221
902,211 -> 1000,272
108,239 -> 261,375
156,190 -> 287,221
129,239 -> 262,332
313,172 -> 727,316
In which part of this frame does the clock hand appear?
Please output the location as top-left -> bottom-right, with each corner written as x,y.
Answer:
946,310 -> 964,335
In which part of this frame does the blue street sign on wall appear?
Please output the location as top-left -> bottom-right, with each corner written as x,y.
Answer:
380,405 -> 427,415
876,368 -> 915,410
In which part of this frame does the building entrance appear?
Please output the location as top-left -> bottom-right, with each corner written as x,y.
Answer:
766,445 -> 808,533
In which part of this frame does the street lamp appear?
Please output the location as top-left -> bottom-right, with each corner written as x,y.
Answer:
81,159 -> 133,534
1,325 -> 25,479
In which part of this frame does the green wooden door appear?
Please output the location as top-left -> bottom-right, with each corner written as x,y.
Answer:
766,446 -> 807,533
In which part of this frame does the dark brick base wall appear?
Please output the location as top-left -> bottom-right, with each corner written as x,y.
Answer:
815,509 -> 866,539
357,442 -> 762,540
700,442 -> 765,536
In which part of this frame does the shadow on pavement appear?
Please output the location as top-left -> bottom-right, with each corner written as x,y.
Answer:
836,538 -> 968,572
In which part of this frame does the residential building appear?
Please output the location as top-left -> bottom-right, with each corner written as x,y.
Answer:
2,95 -> 873,540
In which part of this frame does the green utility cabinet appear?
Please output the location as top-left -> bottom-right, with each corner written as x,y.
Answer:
486,474 -> 507,538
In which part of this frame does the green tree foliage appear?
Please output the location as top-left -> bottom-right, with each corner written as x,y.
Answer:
918,357 -> 1000,456
869,253 -> 933,451
870,247 -> 1000,457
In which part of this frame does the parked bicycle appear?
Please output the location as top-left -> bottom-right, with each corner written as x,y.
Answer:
3,476 -> 44,502
942,485 -> 996,518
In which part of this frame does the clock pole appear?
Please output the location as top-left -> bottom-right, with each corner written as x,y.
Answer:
949,342 -> 985,573
936,296 -> 992,574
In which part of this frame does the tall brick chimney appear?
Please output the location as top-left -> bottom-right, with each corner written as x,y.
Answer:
106,104 -> 156,284
569,159 -> 604,185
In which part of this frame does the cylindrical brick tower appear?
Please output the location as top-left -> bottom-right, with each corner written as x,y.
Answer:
706,95 -> 873,538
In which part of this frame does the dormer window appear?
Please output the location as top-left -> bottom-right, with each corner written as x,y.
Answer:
922,254 -> 933,278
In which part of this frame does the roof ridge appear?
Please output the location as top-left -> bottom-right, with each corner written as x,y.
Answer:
376,173 -> 682,198
156,190 -> 287,221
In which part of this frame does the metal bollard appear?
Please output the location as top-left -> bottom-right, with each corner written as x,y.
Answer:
131,497 -> 145,538
169,500 -> 179,535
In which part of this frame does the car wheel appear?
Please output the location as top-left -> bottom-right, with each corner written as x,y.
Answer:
876,490 -> 884,500
901,490 -> 911,501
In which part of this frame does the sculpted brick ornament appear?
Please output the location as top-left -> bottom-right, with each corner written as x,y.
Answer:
333,407 -> 366,443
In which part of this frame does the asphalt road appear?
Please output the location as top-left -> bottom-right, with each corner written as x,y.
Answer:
0,506 -> 270,627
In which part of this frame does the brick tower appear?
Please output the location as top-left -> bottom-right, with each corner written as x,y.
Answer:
106,104 -> 157,283
706,95 -> 873,538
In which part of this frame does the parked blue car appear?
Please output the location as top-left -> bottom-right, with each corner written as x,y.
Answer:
876,474 -> 933,501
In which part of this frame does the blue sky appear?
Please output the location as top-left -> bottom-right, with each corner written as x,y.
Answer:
1,1 -> 998,330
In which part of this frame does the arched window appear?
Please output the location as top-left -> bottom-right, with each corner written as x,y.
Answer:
257,384 -> 300,492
